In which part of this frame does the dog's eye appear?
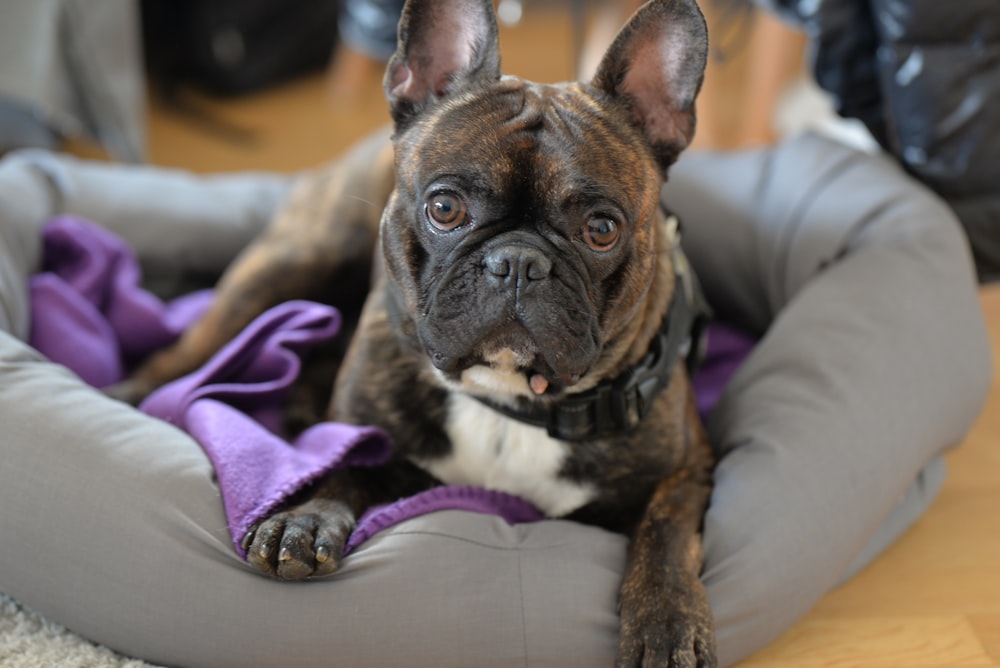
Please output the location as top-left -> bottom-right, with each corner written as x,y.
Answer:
425,192 -> 469,231
583,216 -> 620,251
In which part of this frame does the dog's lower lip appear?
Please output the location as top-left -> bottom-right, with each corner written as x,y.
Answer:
554,371 -> 582,388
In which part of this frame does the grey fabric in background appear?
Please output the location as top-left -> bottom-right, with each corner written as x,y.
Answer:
0,134 -> 991,667
0,0 -> 146,161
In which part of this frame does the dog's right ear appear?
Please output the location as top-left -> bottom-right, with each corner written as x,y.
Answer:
384,0 -> 502,128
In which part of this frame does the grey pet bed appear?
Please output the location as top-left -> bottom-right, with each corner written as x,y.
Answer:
0,133 -> 990,667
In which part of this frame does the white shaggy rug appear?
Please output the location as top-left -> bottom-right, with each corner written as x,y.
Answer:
0,594 -> 159,668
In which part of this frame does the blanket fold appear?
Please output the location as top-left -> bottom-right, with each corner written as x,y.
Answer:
28,216 -> 752,560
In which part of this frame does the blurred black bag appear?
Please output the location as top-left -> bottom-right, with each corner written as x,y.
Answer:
141,0 -> 340,96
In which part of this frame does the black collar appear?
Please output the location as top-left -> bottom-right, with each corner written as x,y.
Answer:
474,215 -> 711,441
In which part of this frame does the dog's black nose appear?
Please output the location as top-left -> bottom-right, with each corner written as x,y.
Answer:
485,244 -> 552,287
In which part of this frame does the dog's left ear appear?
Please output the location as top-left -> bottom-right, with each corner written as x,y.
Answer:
384,0 -> 502,128
592,0 -> 708,171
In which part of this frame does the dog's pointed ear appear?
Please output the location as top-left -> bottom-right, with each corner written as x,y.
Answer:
384,0 -> 502,127
591,0 -> 708,172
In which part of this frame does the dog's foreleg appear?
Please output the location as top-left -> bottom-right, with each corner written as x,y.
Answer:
616,441 -> 716,668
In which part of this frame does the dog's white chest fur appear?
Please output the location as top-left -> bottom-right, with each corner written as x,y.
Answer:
416,392 -> 597,517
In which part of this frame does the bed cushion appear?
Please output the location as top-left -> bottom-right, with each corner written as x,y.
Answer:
0,137 -> 989,667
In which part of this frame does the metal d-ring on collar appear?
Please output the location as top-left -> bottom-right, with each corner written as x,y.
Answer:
476,212 -> 712,442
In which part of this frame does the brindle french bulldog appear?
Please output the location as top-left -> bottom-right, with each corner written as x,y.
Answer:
113,0 -> 716,664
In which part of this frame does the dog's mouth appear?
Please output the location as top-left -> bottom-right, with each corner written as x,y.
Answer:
461,361 -> 570,401
430,342 -> 587,401
419,290 -> 601,400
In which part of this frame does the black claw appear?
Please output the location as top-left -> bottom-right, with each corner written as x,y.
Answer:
241,527 -> 257,552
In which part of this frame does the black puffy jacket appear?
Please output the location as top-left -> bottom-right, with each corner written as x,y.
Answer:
759,0 -> 1000,281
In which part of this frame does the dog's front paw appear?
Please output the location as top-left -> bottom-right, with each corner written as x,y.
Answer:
242,498 -> 356,580
616,581 -> 717,668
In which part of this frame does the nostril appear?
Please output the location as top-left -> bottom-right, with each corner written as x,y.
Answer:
485,245 -> 551,283
524,251 -> 551,280
485,252 -> 511,277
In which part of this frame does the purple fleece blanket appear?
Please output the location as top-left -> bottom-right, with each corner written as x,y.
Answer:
28,217 -> 754,558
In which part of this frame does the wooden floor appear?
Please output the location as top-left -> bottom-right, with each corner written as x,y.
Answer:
130,5 -> 999,666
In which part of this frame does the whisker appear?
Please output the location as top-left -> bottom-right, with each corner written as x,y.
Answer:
346,195 -> 380,208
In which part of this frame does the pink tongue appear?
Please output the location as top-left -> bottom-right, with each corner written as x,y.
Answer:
529,374 -> 549,395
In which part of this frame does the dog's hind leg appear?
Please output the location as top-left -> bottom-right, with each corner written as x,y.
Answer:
106,129 -> 395,405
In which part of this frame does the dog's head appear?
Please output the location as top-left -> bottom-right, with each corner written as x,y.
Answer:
378,0 -> 707,403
